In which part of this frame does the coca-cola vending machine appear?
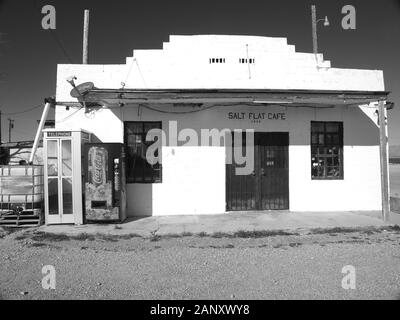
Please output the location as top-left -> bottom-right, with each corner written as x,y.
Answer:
83,143 -> 126,222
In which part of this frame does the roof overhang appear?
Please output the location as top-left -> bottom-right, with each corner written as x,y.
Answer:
70,86 -> 390,108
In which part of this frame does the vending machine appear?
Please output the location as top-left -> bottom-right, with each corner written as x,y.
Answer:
83,143 -> 127,223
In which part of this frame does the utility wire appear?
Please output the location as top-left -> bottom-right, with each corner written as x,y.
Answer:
32,0 -> 73,63
56,107 -> 84,123
138,103 -> 219,114
2,104 -> 43,115
48,29 -> 73,63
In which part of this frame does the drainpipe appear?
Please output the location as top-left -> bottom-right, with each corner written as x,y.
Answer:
29,97 -> 54,164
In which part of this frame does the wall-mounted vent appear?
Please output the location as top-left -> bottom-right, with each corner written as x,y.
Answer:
209,58 -> 226,64
239,58 -> 255,64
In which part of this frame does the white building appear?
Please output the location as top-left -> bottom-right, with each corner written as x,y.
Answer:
52,35 -> 389,221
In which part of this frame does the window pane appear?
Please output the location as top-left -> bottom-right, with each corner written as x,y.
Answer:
129,123 -> 143,134
134,134 -> 143,144
47,159 -> 58,176
62,178 -> 73,214
47,178 -> 58,215
327,167 -> 340,177
311,133 -> 318,145
325,134 -> 332,145
47,140 -> 58,157
311,122 -> 324,133
326,123 -> 339,133
61,140 -> 72,176
333,156 -> 339,166
318,134 -> 324,145
332,134 -> 340,145
144,122 -> 161,132
47,140 -> 58,176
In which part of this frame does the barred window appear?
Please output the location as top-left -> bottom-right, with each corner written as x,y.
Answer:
124,122 -> 162,183
311,121 -> 343,179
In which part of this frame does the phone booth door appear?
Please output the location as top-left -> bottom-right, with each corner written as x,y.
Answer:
45,138 -> 74,224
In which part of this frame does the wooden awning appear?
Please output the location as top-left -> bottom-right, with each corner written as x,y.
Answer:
72,86 -> 389,107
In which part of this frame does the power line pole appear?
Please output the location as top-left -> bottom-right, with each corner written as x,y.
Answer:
311,5 -> 330,55
82,9 -> 90,64
0,110 -> 2,145
8,118 -> 14,143
311,5 -> 318,54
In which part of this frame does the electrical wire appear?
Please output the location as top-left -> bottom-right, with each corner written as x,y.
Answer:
121,58 -> 135,88
136,102 -> 307,114
48,29 -> 73,63
1,104 -> 43,115
138,103 -> 219,114
135,58 -> 147,88
56,107 -> 84,123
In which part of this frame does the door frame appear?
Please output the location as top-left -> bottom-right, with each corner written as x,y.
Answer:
44,138 -> 75,224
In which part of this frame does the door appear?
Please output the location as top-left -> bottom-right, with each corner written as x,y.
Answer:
45,139 -> 74,224
226,132 -> 289,211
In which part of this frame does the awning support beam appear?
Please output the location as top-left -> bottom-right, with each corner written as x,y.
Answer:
378,100 -> 390,222
29,97 -> 54,164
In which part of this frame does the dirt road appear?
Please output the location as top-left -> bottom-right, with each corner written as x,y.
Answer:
1,227 -> 400,300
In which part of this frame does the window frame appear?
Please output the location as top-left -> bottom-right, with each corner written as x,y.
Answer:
310,121 -> 344,180
124,121 -> 162,184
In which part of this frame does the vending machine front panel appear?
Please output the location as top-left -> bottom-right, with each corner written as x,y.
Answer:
84,143 -> 125,222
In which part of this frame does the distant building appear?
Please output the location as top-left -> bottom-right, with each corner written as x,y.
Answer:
0,141 -> 43,165
36,120 -> 55,129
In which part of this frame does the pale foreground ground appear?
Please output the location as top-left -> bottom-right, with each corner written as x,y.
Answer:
0,225 -> 399,300
38,211 -> 400,238
1,167 -> 399,300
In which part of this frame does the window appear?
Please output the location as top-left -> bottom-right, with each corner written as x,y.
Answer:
239,58 -> 255,64
209,58 -> 226,63
124,122 -> 162,183
311,121 -> 343,179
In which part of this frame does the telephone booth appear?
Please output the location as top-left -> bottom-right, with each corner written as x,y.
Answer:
43,129 -> 92,224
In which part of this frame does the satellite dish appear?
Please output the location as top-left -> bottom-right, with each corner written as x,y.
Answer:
70,82 -> 95,98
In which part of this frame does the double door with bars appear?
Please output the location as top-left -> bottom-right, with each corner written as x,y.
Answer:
226,132 -> 289,211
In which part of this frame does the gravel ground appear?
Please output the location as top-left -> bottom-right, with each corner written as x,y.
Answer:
0,227 -> 400,300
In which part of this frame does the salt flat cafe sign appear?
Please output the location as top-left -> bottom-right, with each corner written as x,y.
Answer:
228,112 -> 286,121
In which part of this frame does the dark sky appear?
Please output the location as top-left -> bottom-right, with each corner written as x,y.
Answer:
0,0 -> 399,143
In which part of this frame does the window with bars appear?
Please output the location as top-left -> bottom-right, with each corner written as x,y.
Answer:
209,58 -> 226,63
124,122 -> 162,183
239,58 -> 255,64
311,121 -> 343,180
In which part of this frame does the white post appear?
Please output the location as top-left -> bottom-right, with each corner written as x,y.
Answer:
29,100 -> 53,164
378,100 -> 390,221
